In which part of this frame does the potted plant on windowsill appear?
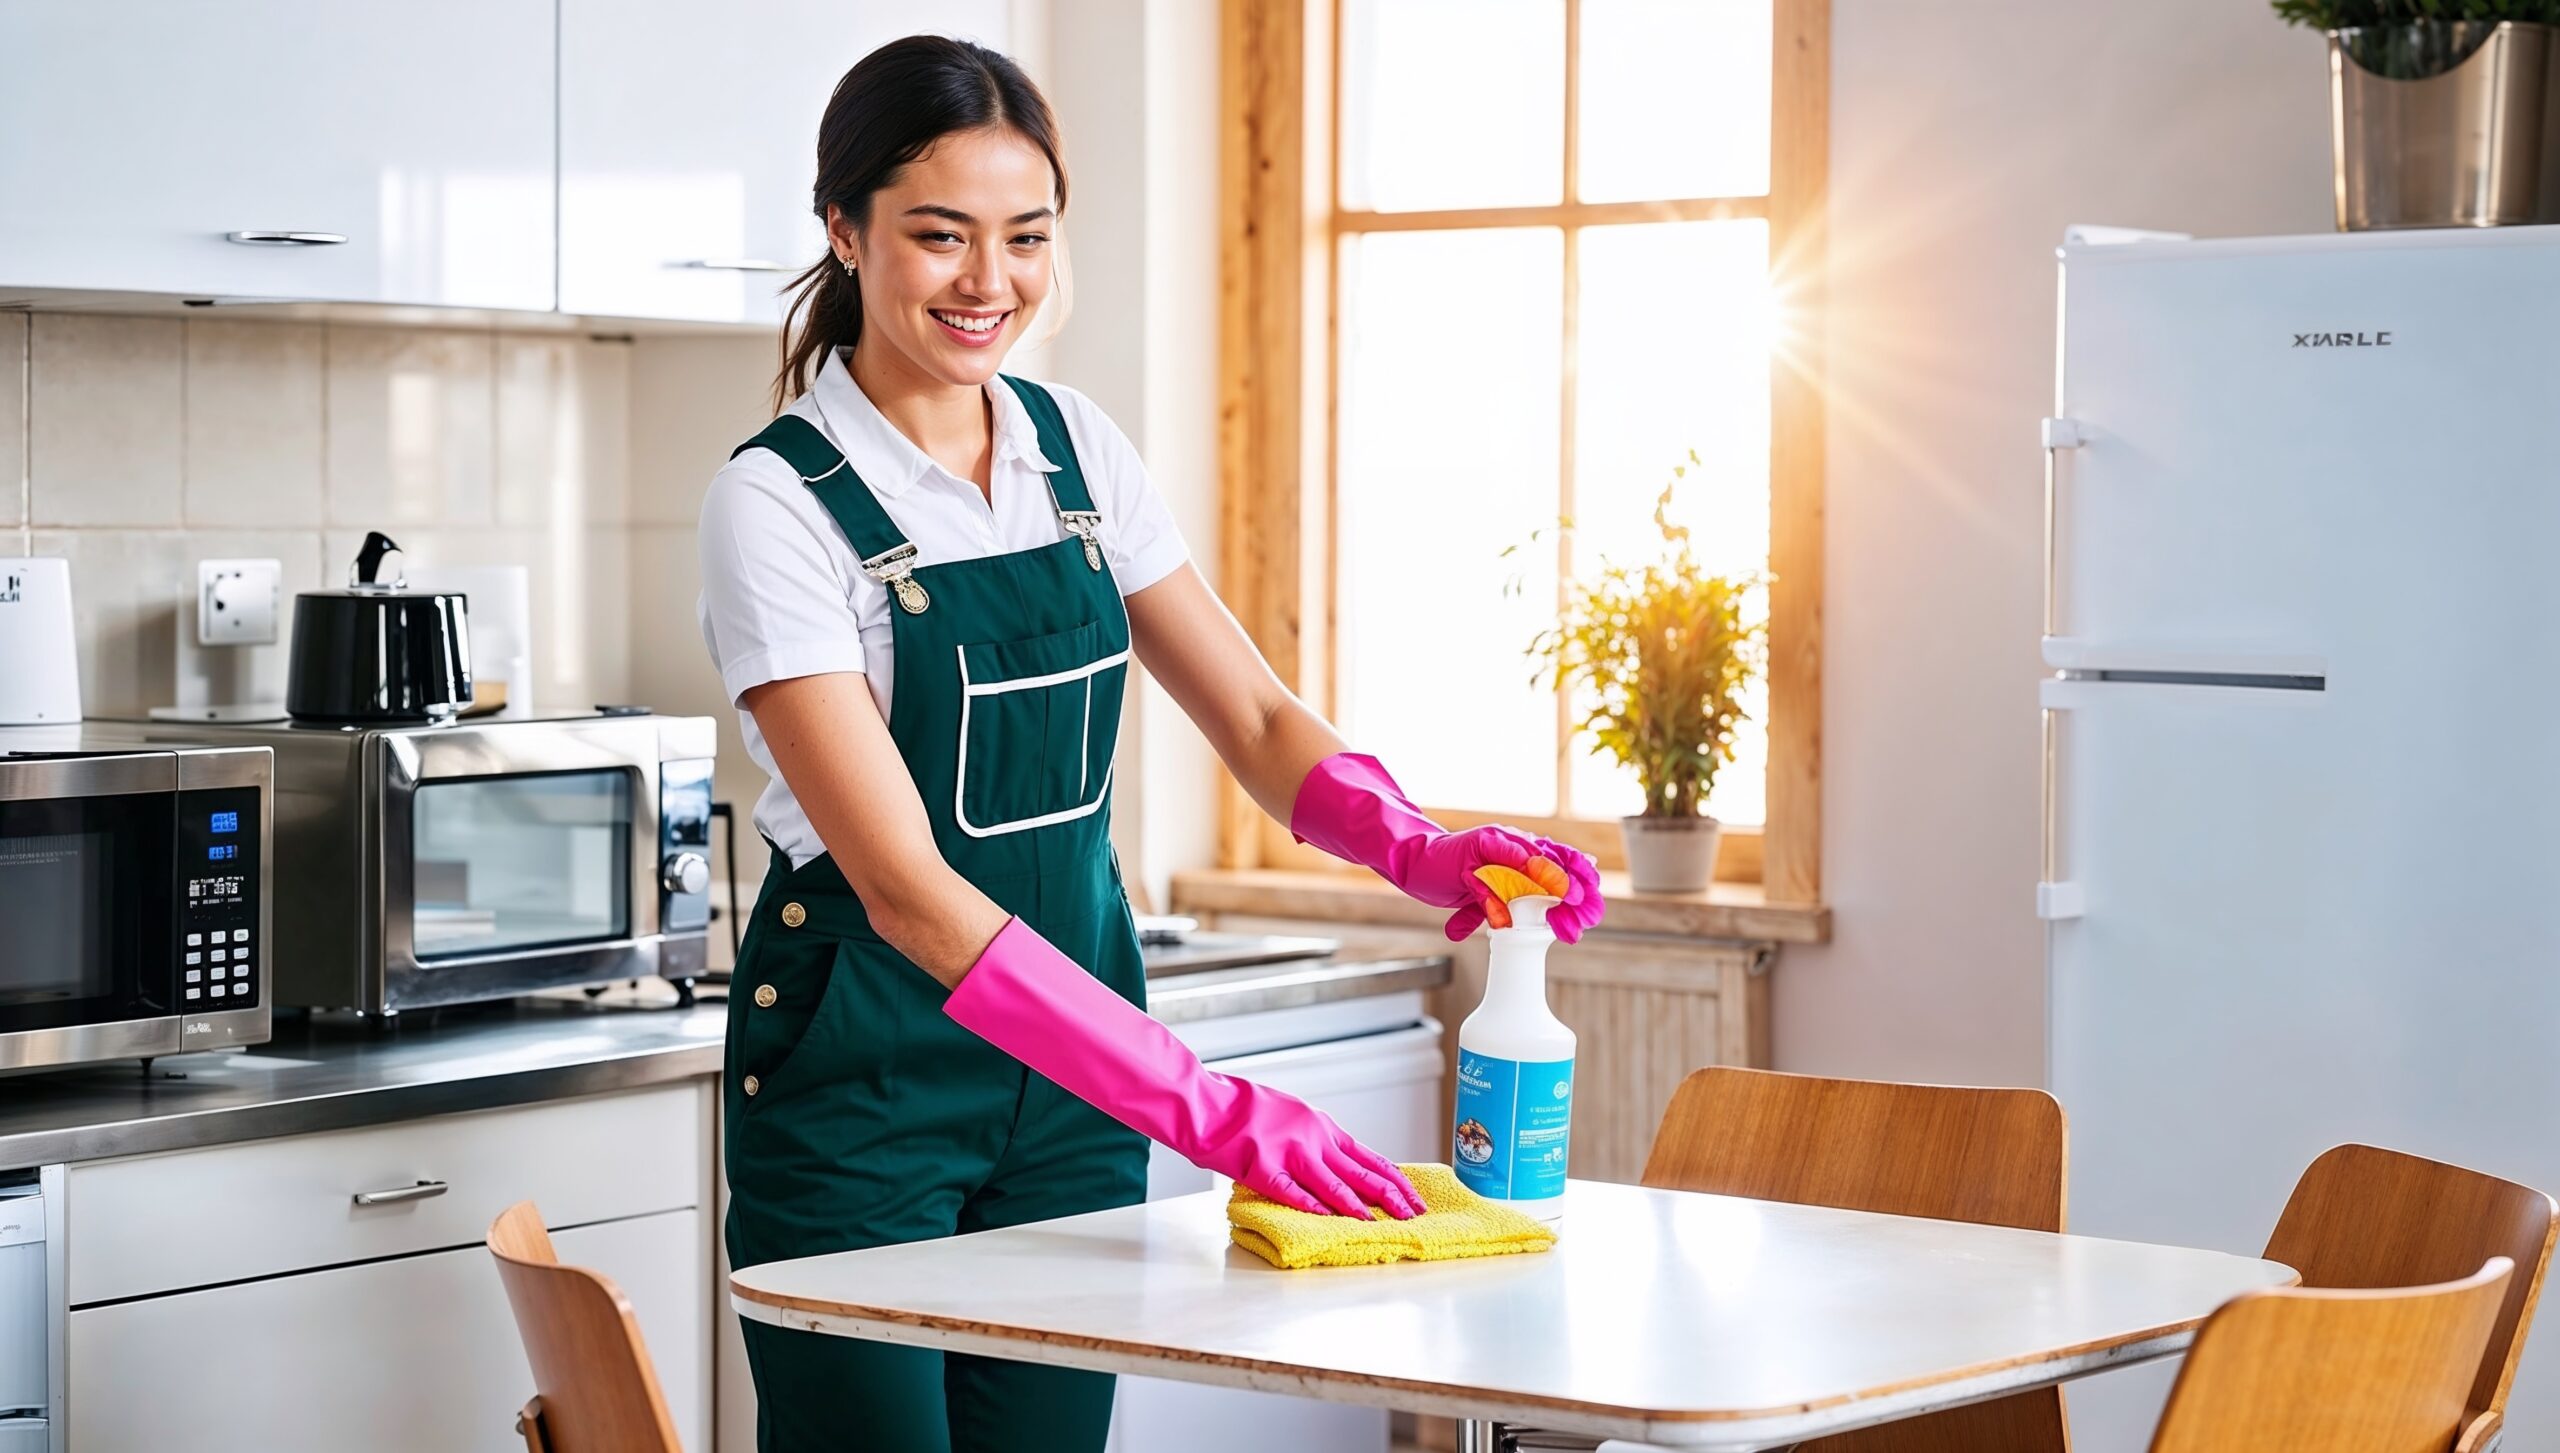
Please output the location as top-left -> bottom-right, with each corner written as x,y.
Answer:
1521,452 -> 1766,896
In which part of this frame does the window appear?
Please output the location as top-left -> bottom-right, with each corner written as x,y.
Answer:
1218,0 -> 1826,901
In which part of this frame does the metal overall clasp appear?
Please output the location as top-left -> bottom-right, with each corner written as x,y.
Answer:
1059,510 -> 1105,572
861,542 -> 930,614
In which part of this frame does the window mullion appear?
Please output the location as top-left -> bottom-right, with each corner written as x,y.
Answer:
1555,0 -> 1582,818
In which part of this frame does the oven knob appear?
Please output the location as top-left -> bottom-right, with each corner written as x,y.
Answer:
660,851 -> 710,896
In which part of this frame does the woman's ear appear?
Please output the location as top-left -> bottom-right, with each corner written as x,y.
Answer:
824,203 -> 862,266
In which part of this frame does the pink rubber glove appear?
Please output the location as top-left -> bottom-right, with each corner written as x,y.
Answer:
944,917 -> 1423,1220
1289,752 -> 1606,944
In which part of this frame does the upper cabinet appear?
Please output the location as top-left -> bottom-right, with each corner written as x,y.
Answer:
557,0 -> 1012,326
0,1 -> 556,311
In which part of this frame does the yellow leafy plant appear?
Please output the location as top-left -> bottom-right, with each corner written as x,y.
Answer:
1515,451 -> 1766,820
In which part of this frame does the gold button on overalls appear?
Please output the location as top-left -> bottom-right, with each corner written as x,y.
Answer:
753,983 -> 778,1008
780,901 -> 806,928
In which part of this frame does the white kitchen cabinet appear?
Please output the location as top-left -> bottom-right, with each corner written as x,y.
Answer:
68,1208 -> 707,1453
557,0 -> 1010,325
68,1083 -> 701,1305
0,1 -> 554,310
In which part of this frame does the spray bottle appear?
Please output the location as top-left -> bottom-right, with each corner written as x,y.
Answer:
1452,883 -> 1575,1222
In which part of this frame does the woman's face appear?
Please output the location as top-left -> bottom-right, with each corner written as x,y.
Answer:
832,126 -> 1058,390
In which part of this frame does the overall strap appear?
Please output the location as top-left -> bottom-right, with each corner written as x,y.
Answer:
731,415 -> 912,565
1000,376 -> 1096,514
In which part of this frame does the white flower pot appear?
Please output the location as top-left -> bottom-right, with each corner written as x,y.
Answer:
1619,814 -> 1721,895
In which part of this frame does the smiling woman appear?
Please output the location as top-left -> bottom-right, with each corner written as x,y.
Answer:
694,30 -> 1610,1453
769,44 -> 1068,423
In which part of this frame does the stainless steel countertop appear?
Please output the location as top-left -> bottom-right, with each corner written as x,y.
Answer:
0,946 -> 1450,1170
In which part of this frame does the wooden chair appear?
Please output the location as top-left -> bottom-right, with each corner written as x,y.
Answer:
2263,1143 -> 2559,1451
486,1201 -> 685,1453
1639,1066 -> 2071,1453
2147,1258 -> 2513,1453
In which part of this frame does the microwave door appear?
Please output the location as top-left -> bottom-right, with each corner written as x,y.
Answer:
375,723 -> 664,1000
0,753 -> 180,1067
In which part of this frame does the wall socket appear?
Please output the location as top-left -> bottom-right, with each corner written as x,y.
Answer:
197,558 -> 281,646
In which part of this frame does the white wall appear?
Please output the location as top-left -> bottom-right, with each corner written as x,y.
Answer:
1780,0 -> 2334,1084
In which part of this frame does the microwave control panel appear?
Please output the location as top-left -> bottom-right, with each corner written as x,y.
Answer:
176,787 -> 262,1010
659,757 -> 714,936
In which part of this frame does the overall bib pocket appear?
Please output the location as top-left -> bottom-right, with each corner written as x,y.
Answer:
955,619 -> 1129,837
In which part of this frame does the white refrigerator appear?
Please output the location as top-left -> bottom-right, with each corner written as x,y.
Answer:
2042,223 -> 2560,1452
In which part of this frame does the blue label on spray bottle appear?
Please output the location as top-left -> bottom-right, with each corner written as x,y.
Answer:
1453,1050 -> 1573,1202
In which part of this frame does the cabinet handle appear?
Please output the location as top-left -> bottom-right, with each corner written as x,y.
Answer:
670,258 -> 793,273
352,1179 -> 448,1206
226,231 -> 349,247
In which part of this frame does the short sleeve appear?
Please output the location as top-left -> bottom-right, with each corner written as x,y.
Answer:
1045,383 -> 1191,595
696,451 -> 868,705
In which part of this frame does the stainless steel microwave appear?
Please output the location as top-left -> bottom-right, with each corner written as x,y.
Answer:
100,711 -> 715,1017
0,731 -> 273,1074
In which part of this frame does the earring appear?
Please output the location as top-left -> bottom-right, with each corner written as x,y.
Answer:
840,257 -> 856,276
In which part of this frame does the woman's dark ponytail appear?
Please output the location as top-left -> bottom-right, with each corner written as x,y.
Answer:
771,35 -> 1067,413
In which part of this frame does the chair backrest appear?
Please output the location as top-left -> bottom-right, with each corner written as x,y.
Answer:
2148,1259 -> 2513,1453
1642,1067 -> 2070,1453
1642,1065 -> 2068,1231
485,1201 -> 684,1453
2264,1143 -> 2559,1421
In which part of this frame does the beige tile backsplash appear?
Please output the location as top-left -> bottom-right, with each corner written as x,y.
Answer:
182,320 -> 325,528
322,326 -> 497,529
30,314 -> 184,528
11,313 -> 638,718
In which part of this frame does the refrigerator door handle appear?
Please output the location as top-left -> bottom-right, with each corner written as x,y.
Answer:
2039,697 -> 2084,921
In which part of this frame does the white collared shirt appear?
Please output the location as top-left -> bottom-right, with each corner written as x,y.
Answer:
697,348 -> 1189,866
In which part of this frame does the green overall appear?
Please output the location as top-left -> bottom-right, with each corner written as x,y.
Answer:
722,376 -> 1150,1453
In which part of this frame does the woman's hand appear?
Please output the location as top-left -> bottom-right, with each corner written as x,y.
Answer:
945,917 -> 1424,1219
1290,754 -> 1607,944
1427,826 -> 1606,944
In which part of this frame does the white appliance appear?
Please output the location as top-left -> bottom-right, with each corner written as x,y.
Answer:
2042,223 -> 2560,1451
0,1169 -> 63,1453
0,560 -> 80,725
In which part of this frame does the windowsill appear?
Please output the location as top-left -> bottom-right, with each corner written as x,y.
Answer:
1168,868 -> 1831,945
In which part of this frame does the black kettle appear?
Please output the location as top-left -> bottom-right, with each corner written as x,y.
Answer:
285,531 -> 474,723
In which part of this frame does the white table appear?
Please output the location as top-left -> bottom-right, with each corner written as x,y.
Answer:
731,1179 -> 2296,1451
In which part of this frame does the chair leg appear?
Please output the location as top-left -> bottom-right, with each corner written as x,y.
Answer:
515,1395 -> 551,1453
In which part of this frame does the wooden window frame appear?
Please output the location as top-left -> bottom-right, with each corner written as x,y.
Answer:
1217,0 -> 1827,904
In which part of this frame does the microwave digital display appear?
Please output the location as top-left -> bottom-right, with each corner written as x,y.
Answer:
207,844 -> 237,861
209,811 -> 239,835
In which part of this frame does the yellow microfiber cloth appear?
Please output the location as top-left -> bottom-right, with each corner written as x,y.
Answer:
1227,1162 -> 1559,1270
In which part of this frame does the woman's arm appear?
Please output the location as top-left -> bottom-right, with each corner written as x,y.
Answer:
741,660 -> 1420,1219
1122,563 -> 1343,823
742,671 -> 1008,988
1126,562 -> 1606,945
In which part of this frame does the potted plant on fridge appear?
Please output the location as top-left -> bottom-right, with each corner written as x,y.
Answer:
2272,0 -> 2560,228
1522,452 -> 1765,895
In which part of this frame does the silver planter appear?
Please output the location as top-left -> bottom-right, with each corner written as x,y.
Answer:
1618,814 -> 1722,896
2330,21 -> 2560,230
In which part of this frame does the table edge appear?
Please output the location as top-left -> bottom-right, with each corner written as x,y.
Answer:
727,1257 -> 2293,1429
